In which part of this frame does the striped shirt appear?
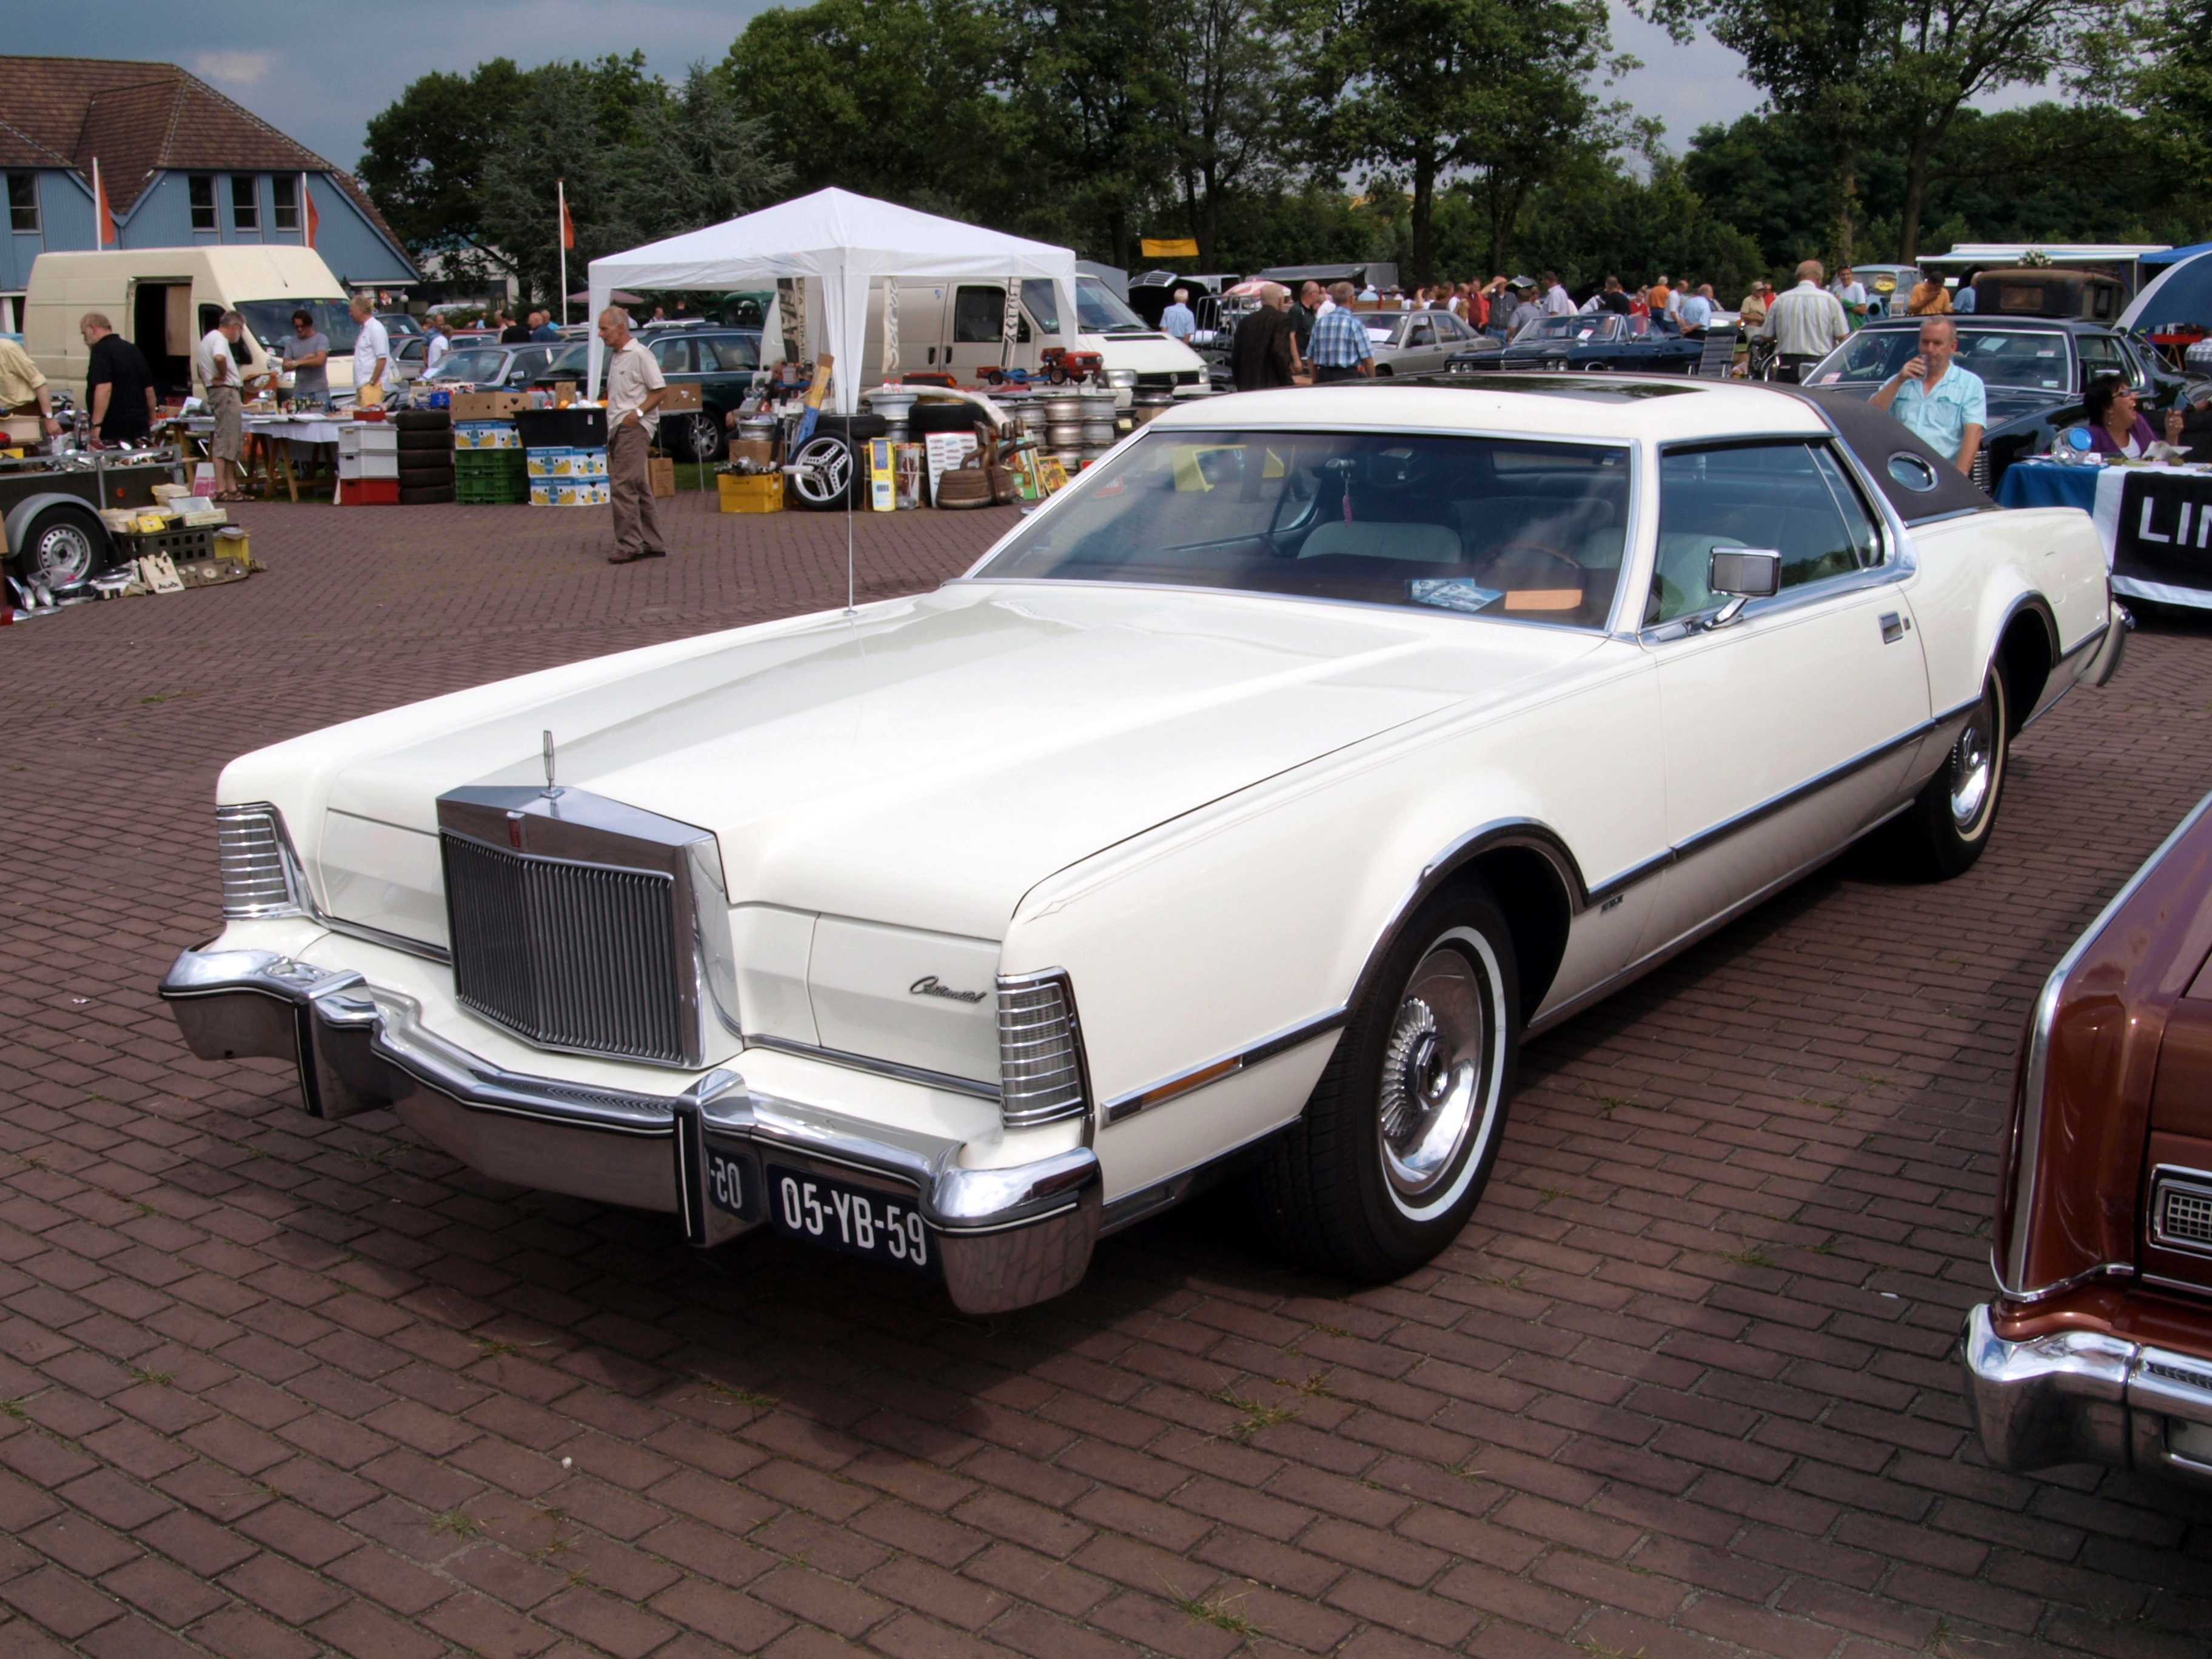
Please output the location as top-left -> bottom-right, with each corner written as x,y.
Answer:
1308,306 -> 1372,368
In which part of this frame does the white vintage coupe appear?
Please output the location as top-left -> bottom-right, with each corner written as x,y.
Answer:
163,378 -> 2123,1313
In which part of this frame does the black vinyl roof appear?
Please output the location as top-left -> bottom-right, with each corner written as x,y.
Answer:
1787,387 -> 1996,522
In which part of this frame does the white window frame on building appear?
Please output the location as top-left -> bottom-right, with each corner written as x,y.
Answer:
231,175 -> 258,234
189,175 -> 216,233
272,175 -> 297,233
6,173 -> 36,234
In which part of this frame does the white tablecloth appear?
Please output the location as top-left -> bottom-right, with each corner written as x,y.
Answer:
244,417 -> 348,446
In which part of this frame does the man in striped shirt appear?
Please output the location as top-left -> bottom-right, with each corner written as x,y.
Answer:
1307,283 -> 1373,383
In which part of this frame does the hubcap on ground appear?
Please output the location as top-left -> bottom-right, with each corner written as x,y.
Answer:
790,436 -> 851,503
1950,682 -> 1999,830
1378,948 -> 1487,1199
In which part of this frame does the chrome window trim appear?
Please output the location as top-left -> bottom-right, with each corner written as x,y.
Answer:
2000,787 -> 2212,1296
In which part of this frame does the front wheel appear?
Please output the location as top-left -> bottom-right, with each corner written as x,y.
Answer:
1891,666 -> 2009,879
1254,882 -> 1519,1279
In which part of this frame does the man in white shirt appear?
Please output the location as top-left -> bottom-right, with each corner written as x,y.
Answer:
424,316 -> 454,372
1834,267 -> 1869,327
196,310 -> 253,500
349,295 -> 390,405
598,307 -> 668,564
1541,270 -> 1575,317
1159,289 -> 1196,341
1757,260 -> 1851,382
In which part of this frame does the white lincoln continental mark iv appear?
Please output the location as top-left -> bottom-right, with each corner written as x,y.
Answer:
163,379 -> 2125,1313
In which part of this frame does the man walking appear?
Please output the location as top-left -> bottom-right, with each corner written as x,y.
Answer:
349,295 -> 390,404
1871,317 -> 1985,476
598,307 -> 668,565
1757,261 -> 1850,383
197,310 -> 252,500
79,314 -> 155,446
1305,283 -> 1373,382
1159,287 -> 1196,341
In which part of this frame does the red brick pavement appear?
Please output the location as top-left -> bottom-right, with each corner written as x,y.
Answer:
2,488 -> 2211,1658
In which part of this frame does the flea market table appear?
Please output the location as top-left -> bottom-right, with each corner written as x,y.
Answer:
1996,457 -> 2212,610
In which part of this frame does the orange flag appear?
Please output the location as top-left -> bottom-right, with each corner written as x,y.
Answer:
560,188 -> 576,251
93,158 -> 115,247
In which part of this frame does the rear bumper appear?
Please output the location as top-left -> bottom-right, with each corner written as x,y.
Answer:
161,946 -> 1099,1315
1960,1303 -> 2212,1486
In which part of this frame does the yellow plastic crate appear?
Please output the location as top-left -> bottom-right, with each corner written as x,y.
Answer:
719,473 -> 784,514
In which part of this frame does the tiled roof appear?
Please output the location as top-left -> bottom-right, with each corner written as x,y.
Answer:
0,56 -> 409,268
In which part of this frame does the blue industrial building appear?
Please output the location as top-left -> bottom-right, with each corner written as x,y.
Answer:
0,56 -> 417,329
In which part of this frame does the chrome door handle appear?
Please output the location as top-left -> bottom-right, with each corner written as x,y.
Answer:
1880,611 -> 1906,644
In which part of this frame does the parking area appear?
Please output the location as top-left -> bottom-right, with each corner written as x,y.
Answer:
3,491 -> 2211,1659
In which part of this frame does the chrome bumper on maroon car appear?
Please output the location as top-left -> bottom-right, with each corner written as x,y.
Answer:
1960,1303 -> 2212,1486
160,947 -> 1100,1315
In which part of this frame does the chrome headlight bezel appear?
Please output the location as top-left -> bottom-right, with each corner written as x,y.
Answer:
216,802 -> 309,919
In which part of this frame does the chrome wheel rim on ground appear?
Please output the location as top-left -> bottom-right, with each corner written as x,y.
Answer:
1949,680 -> 1999,831
23,520 -> 98,587
1378,946 -> 1489,1202
788,435 -> 852,504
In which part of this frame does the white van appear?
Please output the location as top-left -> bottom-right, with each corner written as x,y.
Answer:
845,275 -> 1207,402
24,246 -> 362,404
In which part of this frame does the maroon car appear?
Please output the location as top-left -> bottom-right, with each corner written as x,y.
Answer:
1964,789 -> 2212,1485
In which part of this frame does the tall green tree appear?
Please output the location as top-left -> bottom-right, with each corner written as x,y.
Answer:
1155,0 -> 1292,266
357,58 -> 532,277
629,64 -> 794,243
1300,0 -> 1620,284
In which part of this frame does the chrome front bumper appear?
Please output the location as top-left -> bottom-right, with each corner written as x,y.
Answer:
1960,1302 -> 2212,1486
161,947 -> 1100,1315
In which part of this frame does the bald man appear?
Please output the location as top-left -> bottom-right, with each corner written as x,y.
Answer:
598,306 -> 668,563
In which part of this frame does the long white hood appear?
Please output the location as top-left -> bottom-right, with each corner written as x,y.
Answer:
246,582 -> 1604,947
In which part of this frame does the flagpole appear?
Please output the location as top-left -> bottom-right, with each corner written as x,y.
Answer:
92,158 -> 104,249
558,179 -> 569,327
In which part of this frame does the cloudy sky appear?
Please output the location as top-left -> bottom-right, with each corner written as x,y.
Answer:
25,2 -> 1785,176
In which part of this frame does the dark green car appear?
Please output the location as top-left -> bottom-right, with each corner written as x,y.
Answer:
639,327 -> 765,461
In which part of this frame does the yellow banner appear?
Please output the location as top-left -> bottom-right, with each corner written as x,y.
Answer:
1141,238 -> 1201,258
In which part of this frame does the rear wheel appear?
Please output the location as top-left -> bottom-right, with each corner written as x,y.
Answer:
1255,882 -> 1519,1279
1891,667 -> 2009,879
676,409 -> 726,463
12,503 -> 109,588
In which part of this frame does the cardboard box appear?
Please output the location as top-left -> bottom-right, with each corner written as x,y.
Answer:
529,480 -> 612,507
451,390 -> 527,422
729,439 -> 774,468
649,457 -> 676,498
659,383 -> 702,412
454,422 -> 520,450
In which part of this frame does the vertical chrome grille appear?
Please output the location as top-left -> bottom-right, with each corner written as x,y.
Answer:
217,803 -> 303,917
441,834 -> 686,1065
997,970 -> 1088,1128
2154,1171 -> 2212,1254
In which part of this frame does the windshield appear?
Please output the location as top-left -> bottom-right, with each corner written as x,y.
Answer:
975,428 -> 1630,630
1023,277 -> 1151,335
546,342 -> 589,376
1523,315 -> 1614,340
238,299 -> 358,354
426,347 -> 509,384
1806,326 -> 2074,392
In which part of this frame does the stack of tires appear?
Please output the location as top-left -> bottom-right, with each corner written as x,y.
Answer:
395,409 -> 455,505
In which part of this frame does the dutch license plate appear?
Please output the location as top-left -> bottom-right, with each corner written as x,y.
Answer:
765,1163 -> 937,1277
703,1144 -> 754,1219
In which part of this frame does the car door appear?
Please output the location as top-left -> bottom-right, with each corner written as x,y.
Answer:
945,286 -> 1027,380
1635,439 -> 1931,959
1399,315 -> 1438,374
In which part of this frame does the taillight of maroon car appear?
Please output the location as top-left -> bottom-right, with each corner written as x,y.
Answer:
1993,797 -> 2212,1308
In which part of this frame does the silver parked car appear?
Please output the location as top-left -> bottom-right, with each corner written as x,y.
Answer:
1363,309 -> 1489,376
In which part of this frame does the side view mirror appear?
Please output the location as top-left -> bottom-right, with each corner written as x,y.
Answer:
1704,548 -> 1781,628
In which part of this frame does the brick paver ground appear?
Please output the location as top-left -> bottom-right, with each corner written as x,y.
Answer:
3,488 -> 2211,1659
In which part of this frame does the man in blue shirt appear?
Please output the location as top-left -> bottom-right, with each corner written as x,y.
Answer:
1160,288 -> 1196,340
531,309 -> 561,341
1678,283 -> 1715,336
1306,283 -> 1374,382
1871,317 -> 1986,475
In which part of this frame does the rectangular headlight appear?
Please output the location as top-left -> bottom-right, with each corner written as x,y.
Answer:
216,803 -> 306,918
997,969 -> 1089,1129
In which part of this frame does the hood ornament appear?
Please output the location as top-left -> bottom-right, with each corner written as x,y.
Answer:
541,729 -> 563,799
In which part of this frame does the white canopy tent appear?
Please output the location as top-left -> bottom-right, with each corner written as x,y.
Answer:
585,187 -> 1082,414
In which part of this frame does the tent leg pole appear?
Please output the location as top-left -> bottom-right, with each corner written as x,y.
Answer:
845,455 -> 856,617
